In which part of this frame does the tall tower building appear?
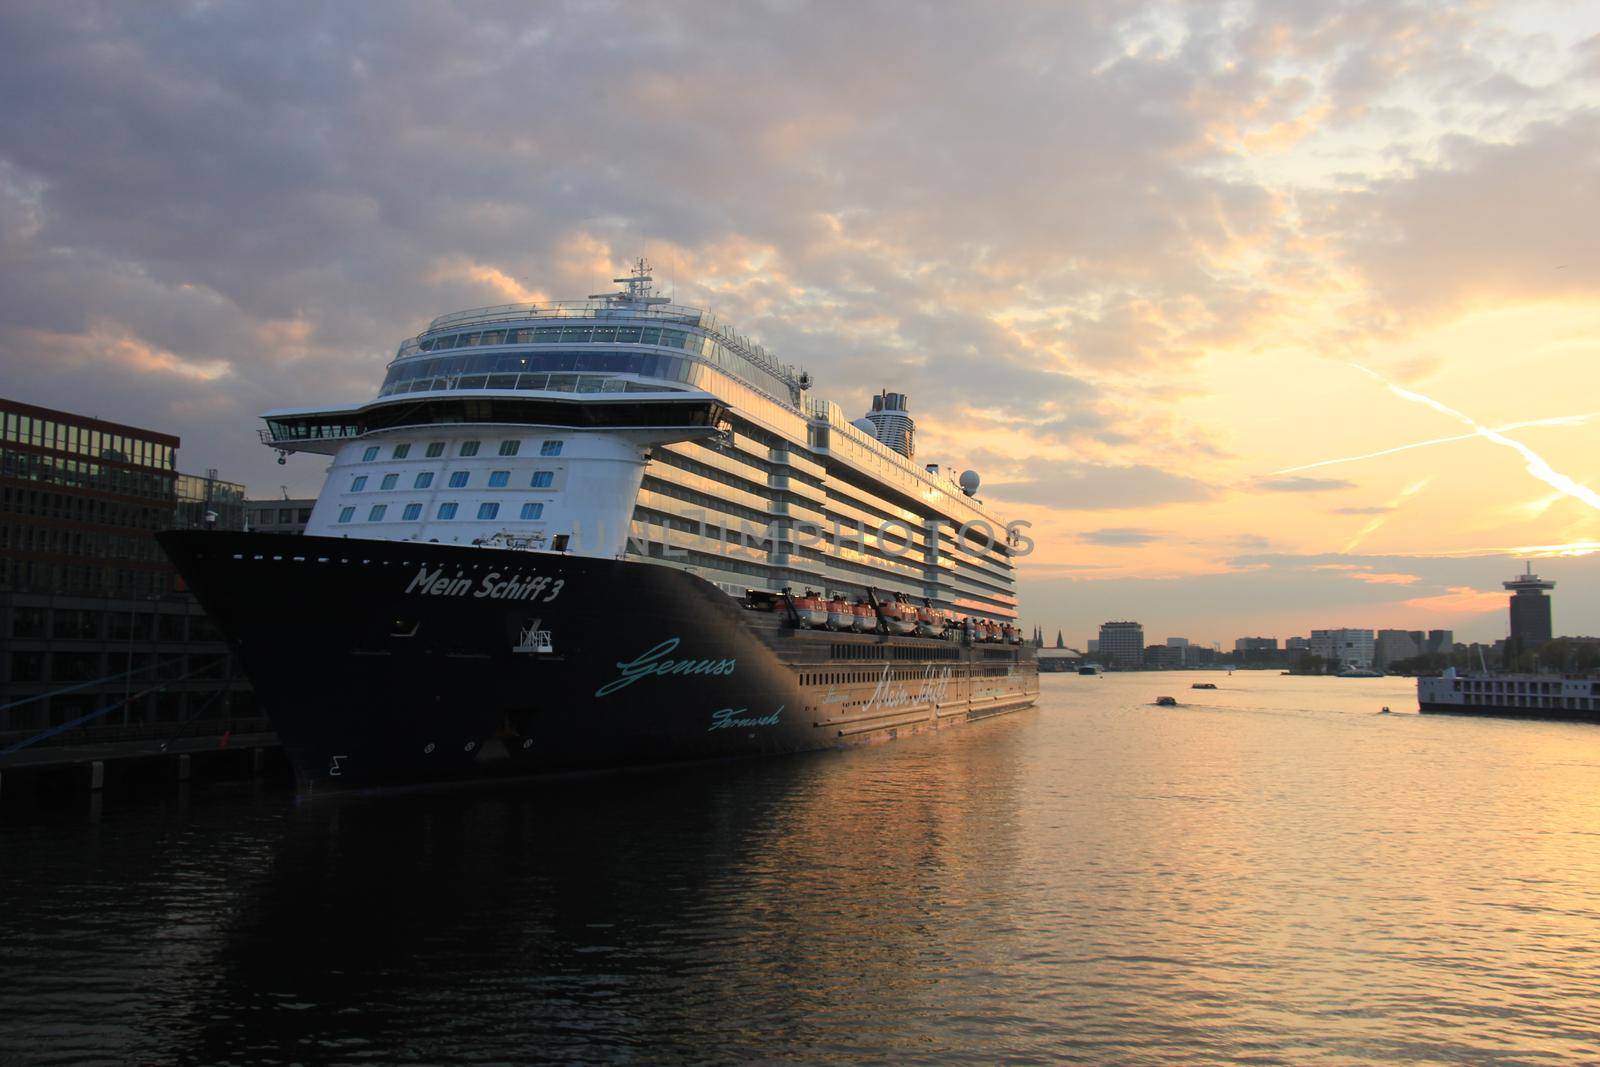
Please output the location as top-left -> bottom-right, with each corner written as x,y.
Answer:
1098,621 -> 1145,669
1504,562 -> 1555,650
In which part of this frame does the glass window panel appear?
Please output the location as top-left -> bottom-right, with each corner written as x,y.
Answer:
448,471 -> 469,488
520,502 -> 544,520
392,444 -> 410,459
402,503 -> 422,521
488,470 -> 509,487
368,504 -> 387,521
477,502 -> 499,520
437,502 -> 458,519
498,440 -> 521,456
615,326 -> 641,343
414,472 -> 434,488
459,441 -> 480,457
380,474 -> 398,490
531,471 -> 554,488
337,506 -> 355,523
350,475 -> 368,492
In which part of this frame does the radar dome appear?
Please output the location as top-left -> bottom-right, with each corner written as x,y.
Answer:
852,417 -> 877,435
959,470 -> 980,497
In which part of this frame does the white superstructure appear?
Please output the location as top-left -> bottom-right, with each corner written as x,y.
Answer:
261,262 -> 1024,624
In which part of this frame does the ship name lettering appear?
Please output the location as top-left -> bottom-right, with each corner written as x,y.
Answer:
864,664 -> 952,712
595,638 -> 737,697
709,705 -> 782,730
405,565 -> 564,602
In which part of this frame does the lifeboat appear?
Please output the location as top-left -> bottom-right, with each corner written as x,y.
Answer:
882,597 -> 918,636
850,599 -> 873,632
792,589 -> 829,629
915,604 -> 939,638
825,593 -> 853,631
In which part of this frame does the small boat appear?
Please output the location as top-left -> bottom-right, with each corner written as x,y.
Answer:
792,589 -> 830,629
850,599 -> 873,633
825,593 -> 853,631
1338,668 -> 1384,678
1191,682 -> 1217,689
1155,696 -> 1178,706
1379,706 -> 1392,715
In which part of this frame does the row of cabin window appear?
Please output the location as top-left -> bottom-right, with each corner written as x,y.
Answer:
358,439 -> 563,462
351,470 -> 556,492
336,501 -> 546,523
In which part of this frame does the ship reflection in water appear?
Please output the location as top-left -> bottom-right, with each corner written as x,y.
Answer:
7,673 -> 1600,1063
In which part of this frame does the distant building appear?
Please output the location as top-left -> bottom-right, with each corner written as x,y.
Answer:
1285,636 -> 1310,651
1086,638 -> 1098,653
246,497 -> 317,536
0,397 -> 253,739
1374,629 -> 1423,670
1098,621 -> 1145,669
1146,644 -> 1183,669
1165,637 -> 1189,648
1504,563 -> 1554,650
1235,637 -> 1278,652
1055,630 -> 1065,650
1426,630 -> 1453,655
1310,629 -> 1375,670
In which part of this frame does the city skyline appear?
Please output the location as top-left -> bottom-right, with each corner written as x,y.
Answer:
1,3 -> 1597,644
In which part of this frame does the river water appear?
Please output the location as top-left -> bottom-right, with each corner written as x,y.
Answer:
5,672 -> 1600,1064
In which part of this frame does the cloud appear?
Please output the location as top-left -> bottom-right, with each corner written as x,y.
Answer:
1258,476 -> 1357,492
1077,527 -> 1161,547
1333,505 -> 1393,515
987,463 -> 1214,510
1399,586 -> 1505,615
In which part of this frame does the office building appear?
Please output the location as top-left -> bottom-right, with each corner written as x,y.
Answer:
1374,630 -> 1423,670
1310,629 -> 1375,670
246,497 -> 317,535
1098,621 -> 1144,669
0,397 -> 253,738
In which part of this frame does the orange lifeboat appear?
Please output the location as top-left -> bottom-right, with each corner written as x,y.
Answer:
850,599 -> 873,632
792,589 -> 829,629
825,593 -> 853,631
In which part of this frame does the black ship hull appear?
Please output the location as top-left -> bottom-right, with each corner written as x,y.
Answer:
159,531 -> 1038,794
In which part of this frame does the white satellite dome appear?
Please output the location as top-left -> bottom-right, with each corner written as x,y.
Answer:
852,417 -> 877,435
959,470 -> 981,497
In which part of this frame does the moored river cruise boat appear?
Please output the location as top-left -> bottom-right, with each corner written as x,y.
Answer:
160,263 -> 1038,793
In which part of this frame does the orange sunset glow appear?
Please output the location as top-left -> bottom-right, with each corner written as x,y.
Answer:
2,2 -> 1597,644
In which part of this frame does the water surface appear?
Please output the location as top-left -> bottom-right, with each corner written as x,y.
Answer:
5,672 -> 1600,1063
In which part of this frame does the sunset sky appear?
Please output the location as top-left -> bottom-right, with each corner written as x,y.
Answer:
2,1 -> 1598,646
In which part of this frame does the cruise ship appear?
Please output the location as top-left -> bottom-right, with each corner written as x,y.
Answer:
159,262 -> 1038,793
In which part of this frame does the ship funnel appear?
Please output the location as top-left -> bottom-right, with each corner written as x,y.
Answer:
862,390 -> 915,458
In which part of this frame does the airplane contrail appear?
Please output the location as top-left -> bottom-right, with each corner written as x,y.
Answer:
1342,477 -> 1430,553
1345,364 -> 1600,510
1274,413 -> 1598,475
